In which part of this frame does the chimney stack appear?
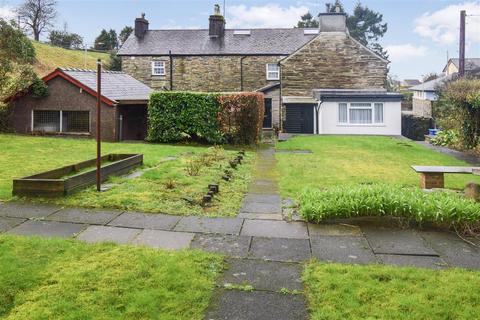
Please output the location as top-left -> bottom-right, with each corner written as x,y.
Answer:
209,4 -> 225,38
135,13 -> 149,38
318,9 -> 347,33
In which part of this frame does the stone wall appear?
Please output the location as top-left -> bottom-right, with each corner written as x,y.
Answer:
412,98 -> 432,118
10,77 -> 118,141
280,33 -> 388,96
121,55 -> 285,92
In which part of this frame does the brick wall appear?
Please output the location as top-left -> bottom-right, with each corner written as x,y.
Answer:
10,77 -> 118,141
281,33 -> 388,96
122,55 -> 285,92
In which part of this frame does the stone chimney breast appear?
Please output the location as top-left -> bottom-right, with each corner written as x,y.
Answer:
209,4 -> 225,38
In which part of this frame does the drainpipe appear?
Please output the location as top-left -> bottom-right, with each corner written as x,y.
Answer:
315,100 -> 323,134
169,50 -> 173,90
240,56 -> 247,91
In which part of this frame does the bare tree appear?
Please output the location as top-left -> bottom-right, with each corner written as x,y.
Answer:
17,0 -> 57,41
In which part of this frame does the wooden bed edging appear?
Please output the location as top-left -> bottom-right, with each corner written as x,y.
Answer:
12,154 -> 143,197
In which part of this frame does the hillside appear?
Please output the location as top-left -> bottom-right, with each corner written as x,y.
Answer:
33,42 -> 111,76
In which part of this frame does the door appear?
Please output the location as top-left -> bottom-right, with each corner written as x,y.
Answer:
284,104 -> 314,133
263,98 -> 272,128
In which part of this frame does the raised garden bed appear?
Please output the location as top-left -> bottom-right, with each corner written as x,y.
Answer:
13,154 -> 143,197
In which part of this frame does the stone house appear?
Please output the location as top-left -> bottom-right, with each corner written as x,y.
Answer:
119,6 -> 403,135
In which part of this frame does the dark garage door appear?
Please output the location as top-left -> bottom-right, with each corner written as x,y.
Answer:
284,104 -> 314,134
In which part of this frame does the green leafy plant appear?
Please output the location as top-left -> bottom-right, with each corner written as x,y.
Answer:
431,130 -> 459,147
300,184 -> 480,230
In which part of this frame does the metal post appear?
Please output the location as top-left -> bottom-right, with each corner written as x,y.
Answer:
96,59 -> 102,192
459,10 -> 466,77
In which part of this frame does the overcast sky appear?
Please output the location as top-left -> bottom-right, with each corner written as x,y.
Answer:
1,0 -> 479,80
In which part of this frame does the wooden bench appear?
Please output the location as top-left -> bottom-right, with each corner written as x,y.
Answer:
411,166 -> 480,189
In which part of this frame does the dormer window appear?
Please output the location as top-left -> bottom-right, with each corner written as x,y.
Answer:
151,61 -> 166,76
266,63 -> 280,80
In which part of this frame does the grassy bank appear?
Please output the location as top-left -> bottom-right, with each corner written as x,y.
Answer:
0,235 -> 223,319
303,262 -> 480,320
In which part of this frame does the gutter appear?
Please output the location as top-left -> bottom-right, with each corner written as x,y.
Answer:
169,50 -> 173,90
240,56 -> 247,91
315,100 -> 323,134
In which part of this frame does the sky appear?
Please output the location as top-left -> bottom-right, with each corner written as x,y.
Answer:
1,0 -> 479,80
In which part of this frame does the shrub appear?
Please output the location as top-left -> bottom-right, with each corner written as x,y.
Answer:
218,93 -> 264,144
147,91 -> 264,145
401,114 -> 432,141
431,129 -> 460,147
300,184 -> 480,228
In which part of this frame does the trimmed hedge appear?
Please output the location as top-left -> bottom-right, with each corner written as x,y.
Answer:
300,184 -> 480,227
401,114 -> 432,141
147,91 -> 264,144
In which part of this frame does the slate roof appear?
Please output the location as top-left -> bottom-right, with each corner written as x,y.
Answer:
313,89 -> 403,101
59,68 -> 152,102
401,79 -> 422,87
446,58 -> 480,71
410,74 -> 454,92
117,29 -> 318,56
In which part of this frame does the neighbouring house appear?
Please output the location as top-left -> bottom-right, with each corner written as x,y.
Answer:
8,68 -> 152,141
410,74 -> 454,118
399,79 -> 422,90
118,6 -> 403,135
443,58 -> 480,76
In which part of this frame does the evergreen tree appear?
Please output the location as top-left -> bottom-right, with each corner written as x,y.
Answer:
119,26 -> 133,45
297,12 -> 318,28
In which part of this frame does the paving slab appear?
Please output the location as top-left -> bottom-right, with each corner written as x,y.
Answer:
241,220 -> 308,239
8,220 -> 85,238
77,225 -> 140,244
420,231 -> 480,269
363,227 -> 438,256
0,217 -> 26,232
249,237 -> 311,262
108,212 -> 180,230
205,289 -> 307,320
173,216 -> 243,235
133,229 -> 194,250
239,202 -> 281,215
221,259 -> 303,291
237,212 -> 283,220
0,203 -> 60,219
47,208 -> 121,225
243,194 -> 281,204
310,235 -> 377,264
377,254 -> 448,269
308,223 -> 362,237
191,234 -> 251,258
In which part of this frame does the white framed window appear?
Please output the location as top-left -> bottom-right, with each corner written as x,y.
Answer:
266,63 -> 280,80
32,110 -> 90,133
151,61 -> 166,76
337,102 -> 384,125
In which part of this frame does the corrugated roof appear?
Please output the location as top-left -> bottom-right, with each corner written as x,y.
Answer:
59,68 -> 152,102
410,74 -> 454,92
118,29 -> 318,56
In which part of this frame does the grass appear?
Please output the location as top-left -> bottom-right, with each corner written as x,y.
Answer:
0,234 -> 223,320
301,184 -> 480,227
0,134 -> 253,216
276,136 -> 480,199
303,261 -> 480,320
33,42 -> 110,76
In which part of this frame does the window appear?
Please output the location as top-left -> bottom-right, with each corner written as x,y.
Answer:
266,63 -> 280,80
33,110 -> 60,132
337,102 -> 384,125
32,110 -> 90,133
62,111 -> 90,133
151,61 -> 166,76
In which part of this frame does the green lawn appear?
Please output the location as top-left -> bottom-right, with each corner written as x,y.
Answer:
0,234 -> 223,320
303,261 -> 480,320
0,134 -> 253,216
276,136 -> 480,199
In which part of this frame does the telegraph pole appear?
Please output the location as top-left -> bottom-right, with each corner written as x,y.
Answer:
459,10 -> 466,77
96,59 -> 102,192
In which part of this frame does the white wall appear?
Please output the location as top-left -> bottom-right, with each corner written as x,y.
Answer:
318,101 -> 402,135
